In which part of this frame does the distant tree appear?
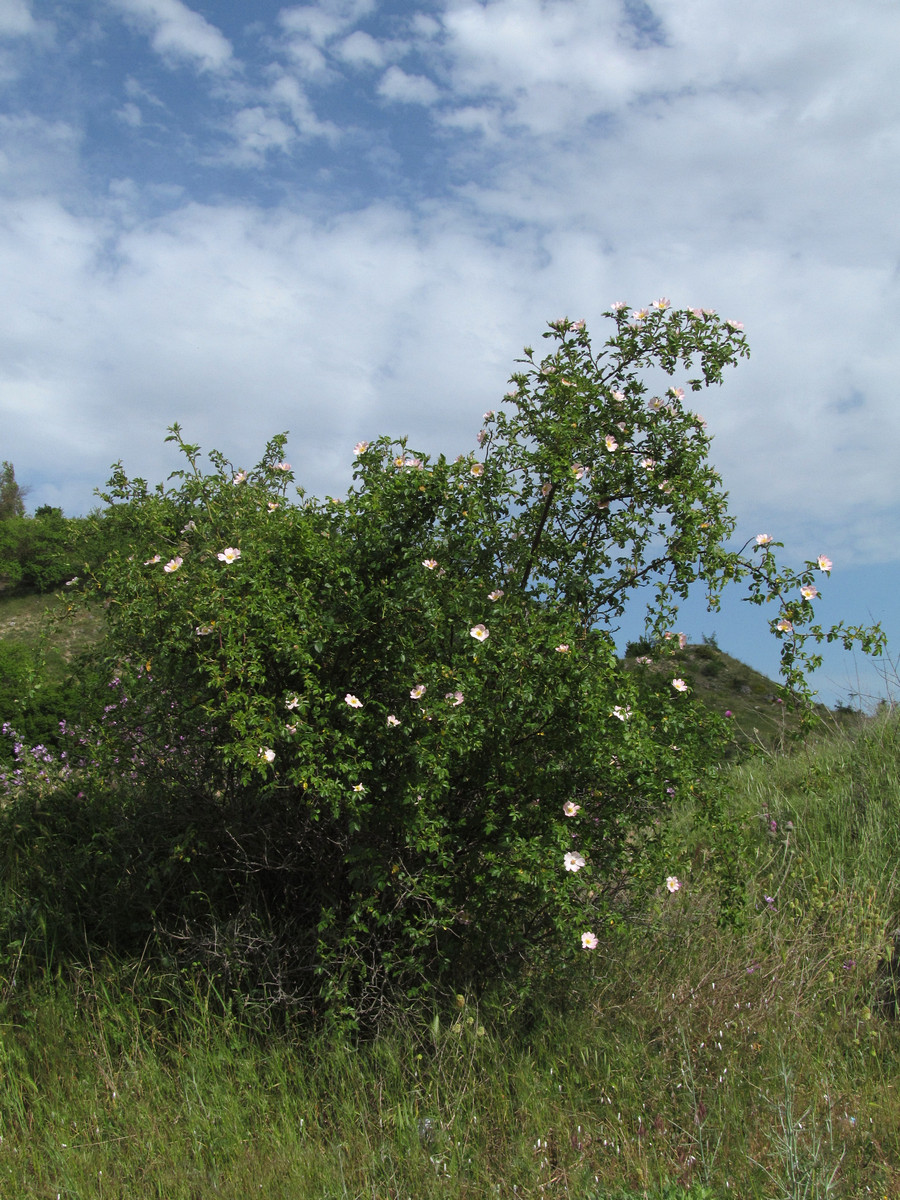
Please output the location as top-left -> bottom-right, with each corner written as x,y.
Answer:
23,507 -> 80,591
0,461 -> 27,520
0,487 -> 81,591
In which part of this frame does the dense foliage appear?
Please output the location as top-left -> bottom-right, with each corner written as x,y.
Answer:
1,304 -> 884,1024
0,507 -> 85,592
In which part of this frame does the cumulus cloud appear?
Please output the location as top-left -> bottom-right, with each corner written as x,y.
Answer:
377,65 -> 440,105
336,30 -> 386,68
1,162 -> 894,573
0,180 -> 535,516
110,0 -> 233,73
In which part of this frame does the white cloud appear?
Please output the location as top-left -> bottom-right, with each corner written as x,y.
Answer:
437,103 -> 503,141
1,167 -> 895,572
438,0 -> 657,128
269,74 -> 340,140
0,186 -> 533,518
0,0 -> 37,36
410,13 -> 441,39
279,0 -> 376,44
227,107 -> 296,164
377,66 -> 440,106
398,0 -> 900,556
0,113 -> 83,195
111,0 -> 233,73
116,101 -> 143,127
336,30 -> 386,68
277,0 -> 376,78
433,0 -> 900,147
213,78 -> 340,164
0,0 -> 51,85
280,33 -> 330,79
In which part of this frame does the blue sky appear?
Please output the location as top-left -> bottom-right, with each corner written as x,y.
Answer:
2,0 -> 898,706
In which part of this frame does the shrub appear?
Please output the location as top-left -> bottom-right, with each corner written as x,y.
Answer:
625,637 -> 656,658
15,305 -> 882,1024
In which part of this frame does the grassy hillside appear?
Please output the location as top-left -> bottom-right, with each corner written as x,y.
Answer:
625,639 -> 851,750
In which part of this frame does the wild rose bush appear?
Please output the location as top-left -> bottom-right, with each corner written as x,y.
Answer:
64,303 -> 881,1022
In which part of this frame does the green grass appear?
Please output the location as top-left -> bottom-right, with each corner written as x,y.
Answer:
0,589 -> 104,681
2,713 -> 900,1198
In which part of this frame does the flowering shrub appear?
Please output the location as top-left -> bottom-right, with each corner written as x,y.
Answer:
55,304 -> 882,1023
